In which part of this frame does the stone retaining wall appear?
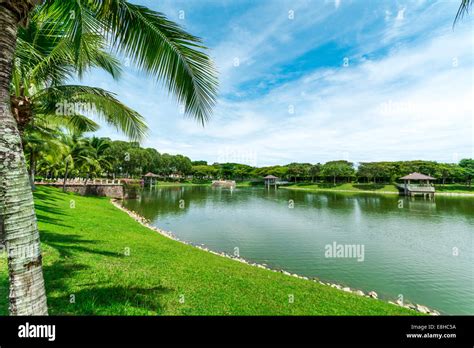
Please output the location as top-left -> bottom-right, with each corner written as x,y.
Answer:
40,184 -> 124,199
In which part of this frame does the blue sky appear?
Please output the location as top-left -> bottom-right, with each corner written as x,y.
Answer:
78,0 -> 473,166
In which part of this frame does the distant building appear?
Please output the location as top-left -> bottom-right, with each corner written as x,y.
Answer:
263,175 -> 278,188
169,173 -> 183,179
398,172 -> 436,198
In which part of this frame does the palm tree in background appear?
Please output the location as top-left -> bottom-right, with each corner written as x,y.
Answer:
0,0 -> 218,315
89,137 -> 113,177
22,122 -> 65,188
76,136 -> 114,183
29,135 -> 114,183
59,133 -> 96,190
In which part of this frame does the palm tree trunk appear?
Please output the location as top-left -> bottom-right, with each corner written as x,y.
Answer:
28,151 -> 36,190
63,161 -> 69,192
0,4 -> 48,315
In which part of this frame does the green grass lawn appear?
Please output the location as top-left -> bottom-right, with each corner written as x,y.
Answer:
0,186 -> 416,315
433,184 -> 474,193
235,180 -> 263,187
282,182 -> 474,195
282,182 -> 399,193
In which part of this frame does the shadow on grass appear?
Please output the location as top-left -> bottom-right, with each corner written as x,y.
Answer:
33,189 -> 61,203
34,198 -> 73,228
35,203 -> 69,216
43,261 -> 172,315
44,261 -> 89,286
41,231 -> 124,259
36,213 -> 72,228
56,285 -> 172,315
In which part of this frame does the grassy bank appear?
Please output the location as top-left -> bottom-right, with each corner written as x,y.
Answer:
0,187 -> 416,315
282,183 -> 399,193
433,184 -> 474,193
282,182 -> 474,195
154,180 -> 261,188
236,180 -> 262,187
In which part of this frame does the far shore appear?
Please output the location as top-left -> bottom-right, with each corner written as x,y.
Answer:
148,181 -> 474,196
280,185 -> 474,197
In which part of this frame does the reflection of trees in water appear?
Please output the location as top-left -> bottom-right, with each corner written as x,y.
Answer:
125,187 -> 474,223
126,187 -> 258,221
427,196 -> 474,216
280,190 -> 473,220
354,195 -> 387,211
281,190 -> 384,211
403,198 -> 437,214
126,187 -> 200,221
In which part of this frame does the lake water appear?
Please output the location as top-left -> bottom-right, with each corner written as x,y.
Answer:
124,186 -> 474,315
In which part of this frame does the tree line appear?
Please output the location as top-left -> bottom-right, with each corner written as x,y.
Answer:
28,135 -> 474,187
206,160 -> 474,186
29,136 -> 194,182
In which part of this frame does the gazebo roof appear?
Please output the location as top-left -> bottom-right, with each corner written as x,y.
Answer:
400,172 -> 436,180
263,175 -> 278,179
143,172 -> 159,177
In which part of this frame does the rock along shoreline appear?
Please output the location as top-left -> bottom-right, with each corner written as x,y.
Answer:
110,199 -> 441,316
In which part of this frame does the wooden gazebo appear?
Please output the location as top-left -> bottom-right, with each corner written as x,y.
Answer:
399,172 -> 436,198
143,172 -> 160,187
263,175 -> 278,189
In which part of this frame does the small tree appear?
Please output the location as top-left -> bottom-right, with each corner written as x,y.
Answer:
309,164 -> 322,183
322,160 -> 354,185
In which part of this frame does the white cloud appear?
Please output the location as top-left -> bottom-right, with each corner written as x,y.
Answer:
83,0 -> 473,166
168,25 -> 473,166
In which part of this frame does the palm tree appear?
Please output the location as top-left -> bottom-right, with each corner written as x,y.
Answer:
57,133 -> 84,189
22,121 -> 65,188
88,137 -> 113,178
13,14 -> 148,141
0,0 -> 218,315
63,136 -> 113,184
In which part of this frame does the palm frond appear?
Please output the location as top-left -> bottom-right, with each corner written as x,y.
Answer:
454,0 -> 473,26
16,11 -> 122,86
98,1 -> 219,124
41,0 -> 219,124
22,120 -> 69,161
37,113 -> 101,133
33,85 -> 148,141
